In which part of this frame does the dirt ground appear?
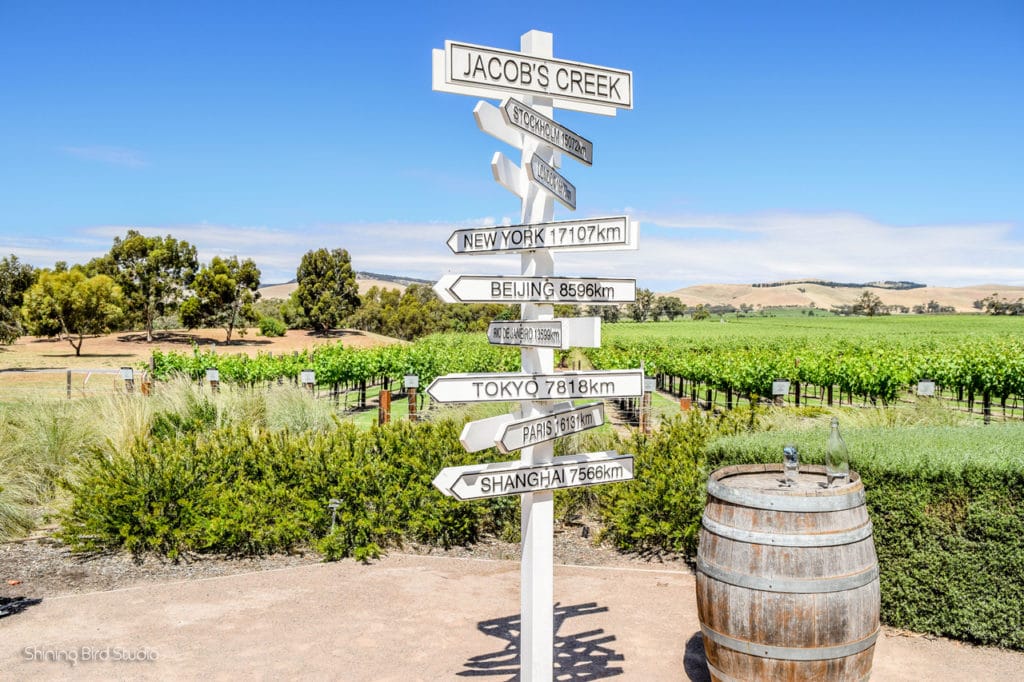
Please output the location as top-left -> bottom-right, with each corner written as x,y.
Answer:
0,329 -> 398,400
0,328 -> 397,371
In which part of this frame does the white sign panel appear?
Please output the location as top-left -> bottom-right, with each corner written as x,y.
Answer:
301,370 -> 316,385
459,412 -> 519,453
917,380 -> 936,397
527,153 -> 576,210
772,380 -> 790,396
404,375 -> 419,389
487,317 -> 600,350
427,369 -> 644,403
119,367 -> 134,380
205,368 -> 219,382
496,402 -> 605,454
434,275 -> 636,305
434,41 -> 633,114
433,450 -> 634,501
447,216 -> 636,255
502,98 -> 593,165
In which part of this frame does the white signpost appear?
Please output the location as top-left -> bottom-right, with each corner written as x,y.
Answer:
433,274 -> 635,305
487,317 -> 600,350
432,29 -> 634,681
447,216 -> 637,255
496,401 -> 605,453
433,451 -> 633,501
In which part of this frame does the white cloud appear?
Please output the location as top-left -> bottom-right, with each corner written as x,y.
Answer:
5,211 -> 1022,290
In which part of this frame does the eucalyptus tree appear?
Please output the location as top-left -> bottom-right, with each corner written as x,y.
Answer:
180,256 -> 261,343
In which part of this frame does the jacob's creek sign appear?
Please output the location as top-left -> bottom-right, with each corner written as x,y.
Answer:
446,41 -> 633,109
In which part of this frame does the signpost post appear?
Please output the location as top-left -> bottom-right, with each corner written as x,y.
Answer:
432,30 -> 633,681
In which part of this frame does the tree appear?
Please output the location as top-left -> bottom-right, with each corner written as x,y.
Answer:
293,248 -> 361,334
21,269 -> 124,355
627,288 -> 655,322
691,304 -> 711,321
180,256 -> 261,343
103,230 -> 198,341
654,295 -> 686,321
0,254 -> 37,344
852,291 -> 885,316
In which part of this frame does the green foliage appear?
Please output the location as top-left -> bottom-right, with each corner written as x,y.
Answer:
597,413 -> 714,555
706,423 -> 1024,649
180,256 -> 261,343
588,317 -> 1024,404
0,254 -> 37,343
258,316 -> 287,337
346,284 -> 511,341
58,418 -> 519,562
21,268 -> 125,355
295,248 -> 361,333
103,230 -> 198,341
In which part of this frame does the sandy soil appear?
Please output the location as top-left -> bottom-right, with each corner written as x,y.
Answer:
0,328 -> 399,372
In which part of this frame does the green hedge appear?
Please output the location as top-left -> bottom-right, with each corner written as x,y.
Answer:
59,418 -> 517,562
705,423 -> 1024,650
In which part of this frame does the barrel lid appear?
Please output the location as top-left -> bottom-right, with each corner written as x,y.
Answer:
707,464 -> 864,512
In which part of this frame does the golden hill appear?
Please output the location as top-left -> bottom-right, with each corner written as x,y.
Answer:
663,282 -> 1024,313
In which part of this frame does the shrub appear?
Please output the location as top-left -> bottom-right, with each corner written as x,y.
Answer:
258,316 -> 287,337
58,418 -> 519,562
595,412 -> 714,556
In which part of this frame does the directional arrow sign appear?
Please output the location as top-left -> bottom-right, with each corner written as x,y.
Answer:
502,98 -> 593,166
474,100 -> 524,150
487,317 -> 600,350
459,412 -> 519,453
447,216 -> 637,255
433,275 -> 635,305
496,402 -> 605,454
491,151 -> 527,199
527,153 -> 576,210
427,369 -> 644,403
433,450 -> 634,501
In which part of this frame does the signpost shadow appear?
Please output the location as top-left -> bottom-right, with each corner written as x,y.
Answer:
683,631 -> 711,682
458,602 -> 625,680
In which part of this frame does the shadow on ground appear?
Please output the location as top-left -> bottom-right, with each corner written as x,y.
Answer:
0,597 -> 43,619
459,602 -> 624,680
684,631 -> 711,682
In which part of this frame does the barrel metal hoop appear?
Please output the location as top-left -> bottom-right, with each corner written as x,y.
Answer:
707,477 -> 865,512
701,515 -> 874,547
696,557 -> 879,593
701,624 -> 880,661
704,661 -> 743,682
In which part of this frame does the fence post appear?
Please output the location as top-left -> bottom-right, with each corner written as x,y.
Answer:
983,392 -> 992,425
378,389 -> 392,425
794,381 -> 801,407
66,370 -> 72,399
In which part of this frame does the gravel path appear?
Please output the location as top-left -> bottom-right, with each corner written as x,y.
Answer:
1,521 -> 689,602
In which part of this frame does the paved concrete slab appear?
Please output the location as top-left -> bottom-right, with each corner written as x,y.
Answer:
1,554 -> 1022,680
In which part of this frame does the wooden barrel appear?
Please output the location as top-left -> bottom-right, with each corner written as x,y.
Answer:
696,464 -> 880,681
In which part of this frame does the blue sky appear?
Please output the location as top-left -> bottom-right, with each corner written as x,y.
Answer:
1,1 -> 1022,290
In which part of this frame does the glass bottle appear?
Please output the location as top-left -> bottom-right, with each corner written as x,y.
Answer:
782,445 -> 799,486
826,417 -> 850,487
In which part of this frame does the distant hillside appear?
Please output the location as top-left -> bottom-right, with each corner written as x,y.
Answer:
663,281 -> 1024,313
259,272 -> 428,300
752,279 -> 926,290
